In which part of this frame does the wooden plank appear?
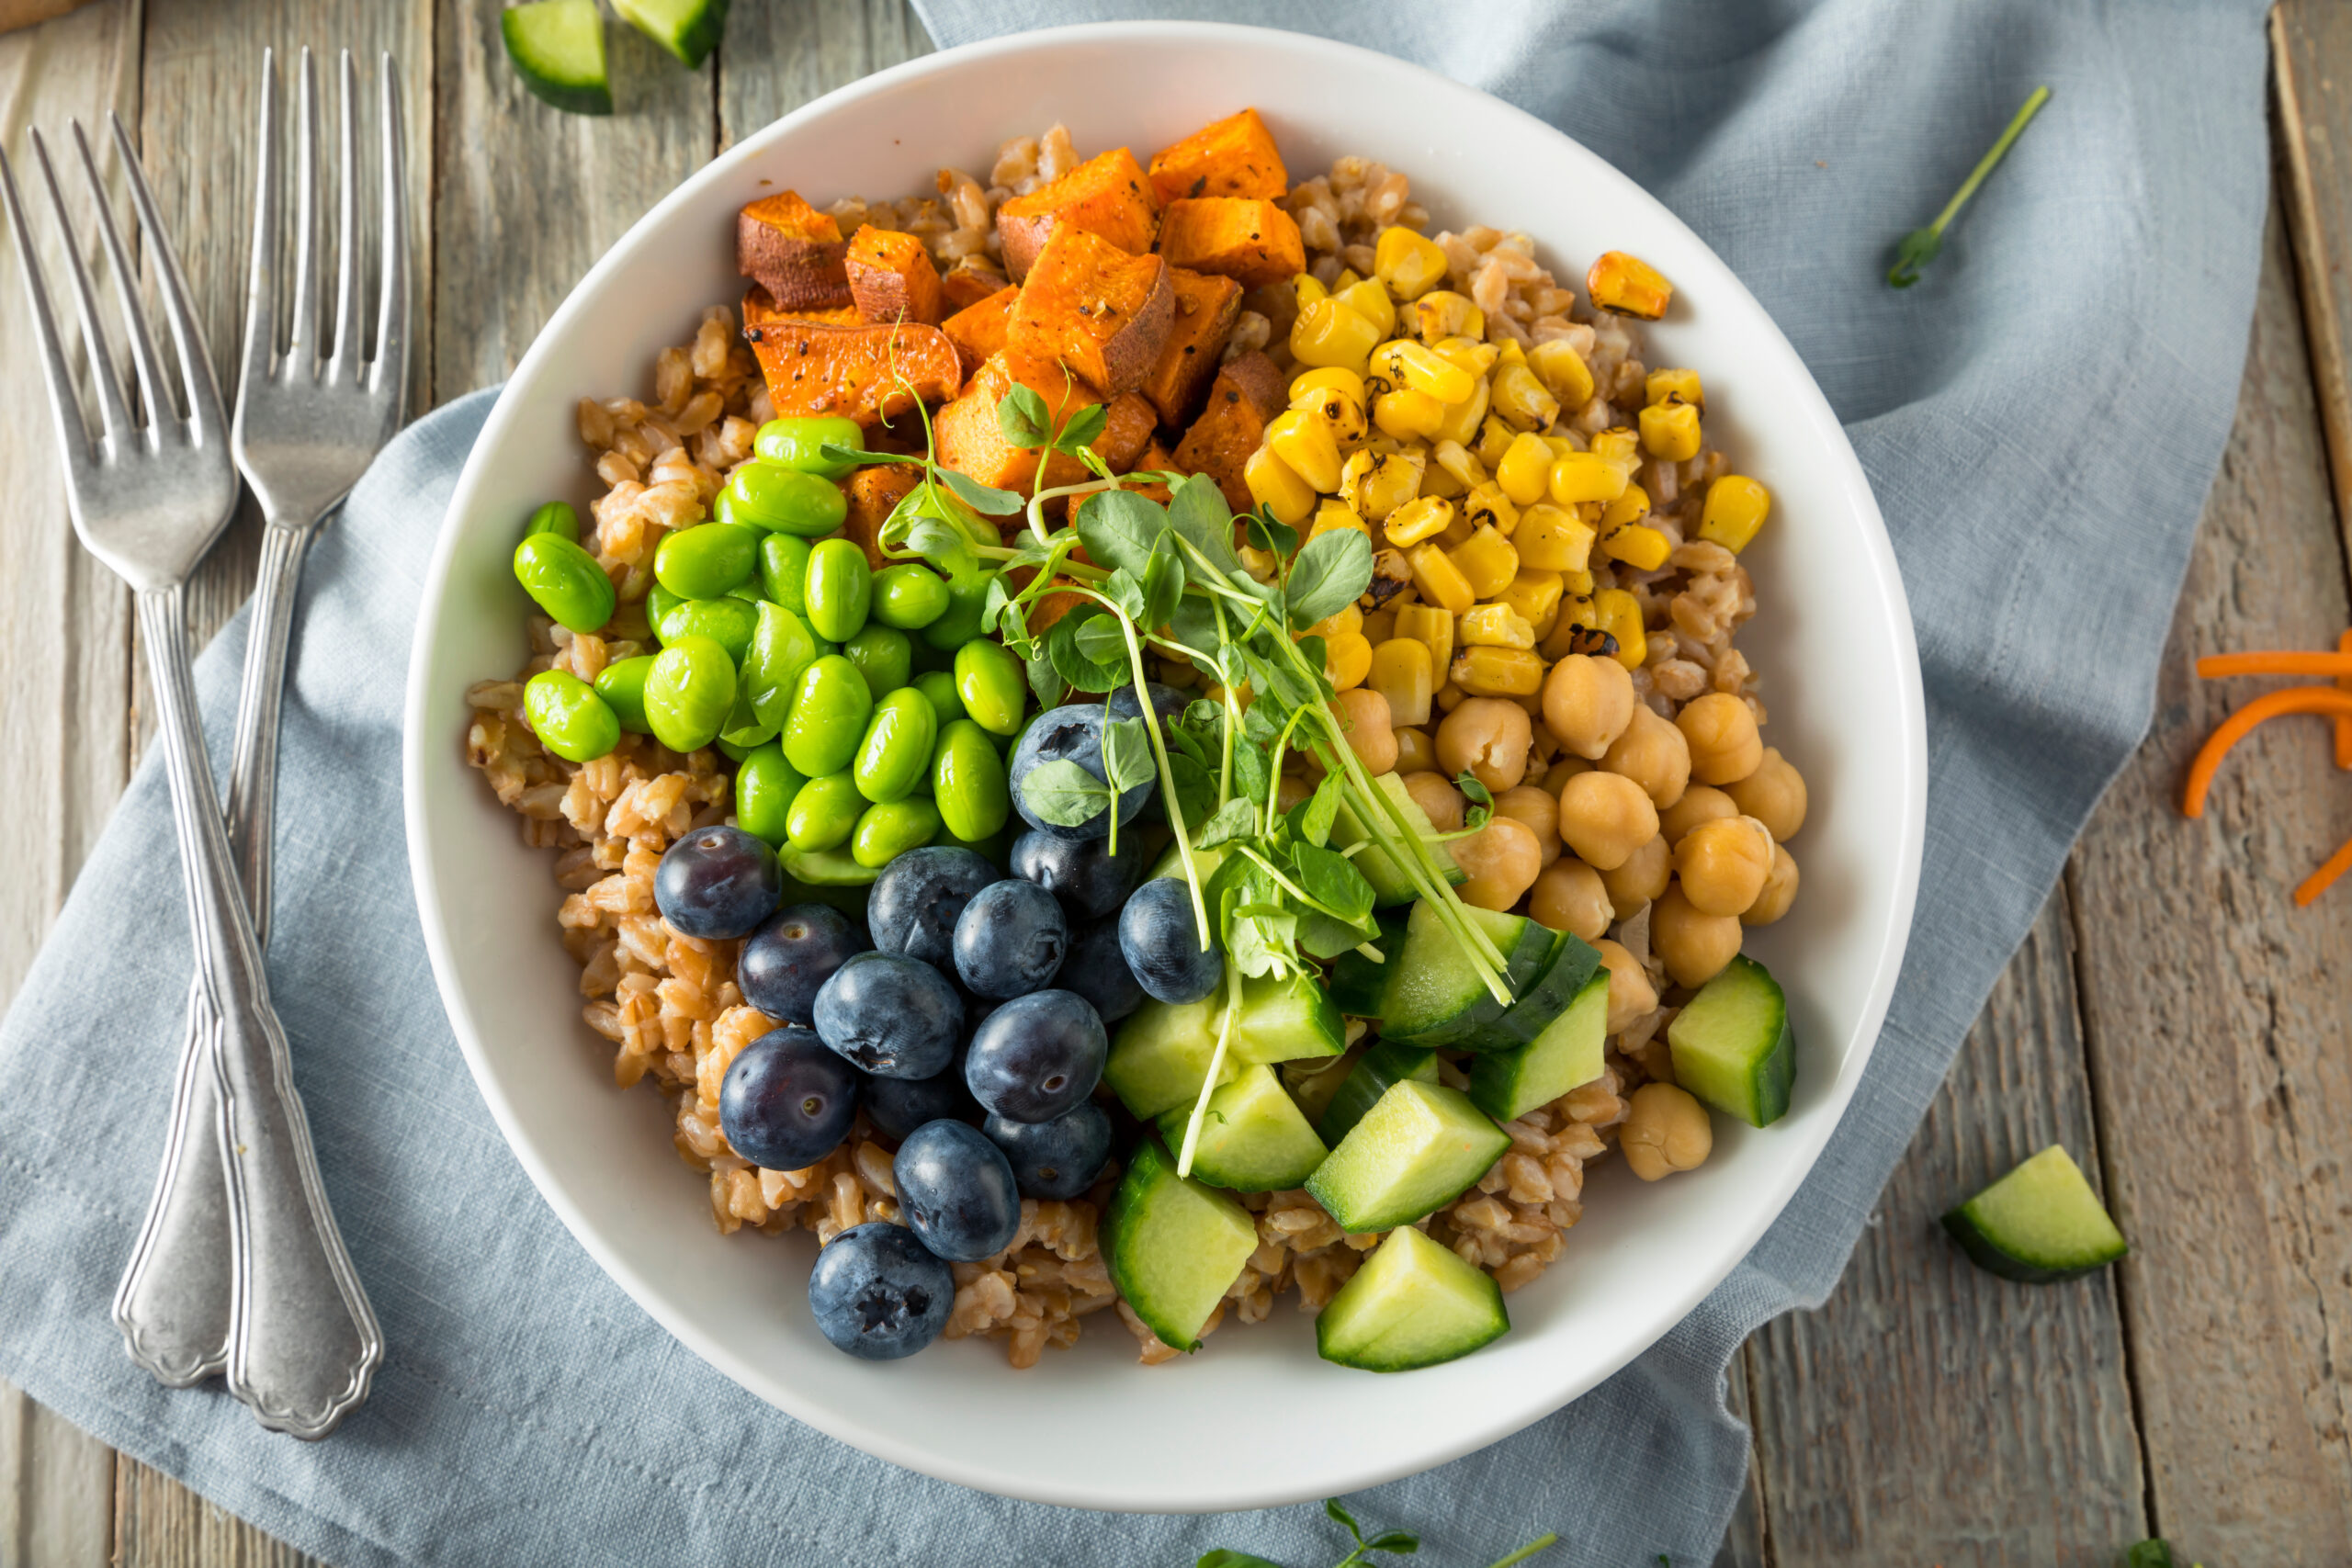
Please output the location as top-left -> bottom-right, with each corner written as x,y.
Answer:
2274,0 -> 2352,570
717,0 -> 930,147
1743,890 -> 2148,1566
2066,197 -> 2352,1564
1712,1350 -> 1770,1568
111,1457 -> 308,1568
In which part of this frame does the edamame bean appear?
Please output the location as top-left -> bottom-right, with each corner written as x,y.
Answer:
781,653 -> 873,777
593,655 -> 657,734
852,796 -> 943,868
955,638 -> 1026,737
804,538 -> 873,642
642,636 -> 737,754
854,689 -> 939,804
740,602 -> 820,730
842,623 -> 911,697
786,771 -> 865,852
920,570 -> 993,651
653,522 -> 761,601
523,500 -> 580,541
735,743 -> 808,847
524,670 -> 621,762
659,596 -> 759,663
513,533 -> 615,634
754,415 -> 865,479
718,459 -> 850,537
931,717 -> 1011,841
648,582 -> 683,637
912,669 -> 964,728
759,533 -> 812,615
873,563 -> 951,630
718,685 -> 780,750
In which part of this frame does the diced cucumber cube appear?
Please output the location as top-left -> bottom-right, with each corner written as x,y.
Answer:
1468,968 -> 1609,1123
1942,1145 -> 2129,1284
1316,1223 -> 1508,1371
1305,1079 -> 1510,1233
1105,997 -> 1232,1120
1156,1064 -> 1328,1191
1666,954 -> 1794,1127
1102,1135 -> 1259,1351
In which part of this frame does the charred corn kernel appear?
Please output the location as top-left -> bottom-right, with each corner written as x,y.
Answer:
1540,594 -> 1600,660
1593,587 -> 1646,668
1434,508 -> 1478,550
1432,378 -> 1490,447
1496,432 -> 1556,506
1561,567 -> 1595,596
1490,363 -> 1561,431
1245,446 -> 1317,525
1495,570 -> 1564,637
1450,646 -> 1546,697
1432,439 -> 1487,492
1367,637 -> 1434,726
1587,251 -> 1672,319
1459,603 -> 1537,649
1431,336 -> 1502,382
1412,290 -> 1484,344
1266,408 -> 1344,493
1475,415 -> 1519,470
1639,399 -> 1702,462
1395,603 -> 1454,674
1295,274 -> 1329,309
1380,339 -> 1476,404
1336,277 -> 1396,338
1335,267 -> 1362,289
1343,447 -> 1426,520
1497,338 -> 1528,370
1237,544 -> 1281,581
1600,484 -> 1652,531
1515,502 -> 1596,572
1700,475 -> 1771,552
1307,603 -> 1363,642
1290,299 -> 1382,373
1361,607 -> 1397,647
1373,387 -> 1446,442
1528,339 -> 1596,410
1590,427 -> 1642,468
1448,524 -> 1520,599
1309,500 -> 1369,543
1646,367 -> 1702,409
1461,481 -> 1521,537
1419,457 -> 1468,502
1600,523 -> 1670,571
1384,494 -> 1454,547
1374,225 -> 1451,300
1406,542 -> 1476,615
1549,450 -> 1630,505
1323,630 -> 1374,691
1291,366 -> 1366,407
1289,373 -> 1367,446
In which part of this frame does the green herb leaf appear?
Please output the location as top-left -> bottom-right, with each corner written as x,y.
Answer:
1168,750 -> 1217,826
1019,758 -> 1113,828
1245,504 -> 1299,560
1075,487 -> 1172,576
1291,637 -> 1330,696
1300,773 -> 1343,848
1053,400 -> 1109,453
1299,908 -> 1374,959
1295,842 -> 1374,923
996,387 -> 1051,448
1142,537 -> 1187,630
1102,567 -> 1149,625
941,468 -> 1023,516
1363,1530 -> 1419,1555
1026,649 -> 1068,711
1100,716 -> 1154,795
821,442 -> 921,467
1194,797 -> 1258,850
1074,613 -> 1129,670
2122,1544 -> 2177,1568
1325,1501 -> 1366,1544
1196,1551 -> 1290,1568
1285,527 -> 1375,628
1885,228 -> 1941,289
1886,85 -> 2050,289
1455,771 -> 1494,829
1229,729 -> 1272,806
1168,472 -> 1244,577
1048,606 -> 1128,694
1227,903 -> 1296,976
979,573 -> 1012,636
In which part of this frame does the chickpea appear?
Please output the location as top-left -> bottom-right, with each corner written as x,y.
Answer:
1276,773 -> 1315,813
1541,653 -> 1635,760
1436,697 -> 1532,793
1451,818 -> 1544,911
1595,938 -> 1658,1033
1494,784 -> 1562,866
1599,832 -> 1671,919
1659,784 -> 1736,848
1725,746 -> 1807,841
1393,726 -> 1438,774
1653,883 -> 1743,988
1530,859 -> 1611,942
1676,692 -> 1763,786
1620,1083 -> 1713,1181
1743,843 -> 1800,926
1539,755 -> 1591,795
1600,704 -> 1690,809
1676,815 -> 1775,917
1333,687 -> 1399,774
1555,770 -> 1658,872
1402,770 -> 1466,831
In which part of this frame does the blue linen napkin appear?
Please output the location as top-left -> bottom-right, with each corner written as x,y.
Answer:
0,1 -> 2272,1562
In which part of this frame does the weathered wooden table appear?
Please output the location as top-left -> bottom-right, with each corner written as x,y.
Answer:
3,4 -> 2347,1563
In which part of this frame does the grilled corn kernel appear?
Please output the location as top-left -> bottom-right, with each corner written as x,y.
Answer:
1266,408 -> 1344,493
1541,433 -> 1578,460
1490,364 -> 1561,432
1700,475 -> 1771,553
1385,494 -> 1455,547
1497,337 -> 1528,368
1295,274 -> 1329,310
1309,500 -> 1370,542
1495,569 -> 1565,637
1432,439 -> 1488,492
1406,542 -> 1476,615
1528,339 -> 1596,410
1335,277 -> 1397,338
1495,433 -> 1556,507
1593,587 -> 1646,668
1540,594 -> 1600,660
1412,290 -> 1484,344
1461,481 -> 1521,537
1448,525 -> 1520,599
1548,451 -> 1630,505
1515,502 -> 1596,572
1291,366 -> 1366,407
1639,399 -> 1702,462
1395,603 -> 1454,674
1419,456 -> 1468,502
1600,484 -> 1652,531
1589,426 -> 1642,468
1377,339 -> 1476,404
1562,568 -> 1595,596
1600,523 -> 1671,571
1308,604 -> 1363,641
1475,415 -> 1520,469
1343,447 -> 1426,521
1323,631 -> 1374,691
1431,378 -> 1490,446
1450,646 -> 1546,697
1362,607 -> 1397,647
1374,225 -> 1451,300
1335,267 -> 1362,289
1245,446 -> 1317,525
1435,506 -> 1478,550
1459,603 -> 1537,649
1373,387 -> 1447,442
1431,336 -> 1502,382
1645,367 -> 1702,409
1290,299 -> 1381,373
1587,251 -> 1673,319
1368,637 -> 1434,726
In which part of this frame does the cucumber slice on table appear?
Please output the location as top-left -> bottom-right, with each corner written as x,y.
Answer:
611,0 -> 730,68
1666,954 -> 1795,1127
1942,1145 -> 2128,1283
1468,968 -> 1610,1124
1105,996 -> 1232,1120
1305,1079 -> 1510,1233
1102,1135 -> 1259,1351
1316,1223 -> 1508,1371
1229,968 -> 1346,1066
1316,1039 -> 1439,1145
501,0 -> 613,116
1330,773 -> 1464,906
1378,901 -> 1559,1052
1156,1064 -> 1328,1191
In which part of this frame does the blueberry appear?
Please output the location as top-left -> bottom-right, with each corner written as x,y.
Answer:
952,878 -> 1068,999
1119,877 -> 1222,1004
653,825 -> 782,939
739,904 -> 870,1024
867,846 -> 999,971
808,1222 -> 954,1359
892,1120 -> 1022,1262
862,1048 -> 981,1142
1011,829 -> 1148,919
1053,919 -> 1144,1024
984,1102 -> 1114,1200
1106,681 -> 1188,728
718,1026 -> 861,1170
812,951 -> 964,1078
964,989 -> 1107,1123
1008,703 -> 1155,841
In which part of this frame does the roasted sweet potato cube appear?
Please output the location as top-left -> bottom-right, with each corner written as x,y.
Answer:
995,147 -> 1159,281
1096,391 -> 1158,474
743,286 -> 860,330
845,225 -> 945,326
738,190 -> 852,310
941,258 -> 1009,312
1147,108 -> 1288,204
1127,437 -> 1177,504
746,319 -> 960,427
1006,227 -> 1175,400
1139,267 -> 1243,427
942,285 -> 1020,379
843,465 -> 921,570
1156,198 -> 1306,289
936,355 -> 1086,494
1171,350 -> 1289,514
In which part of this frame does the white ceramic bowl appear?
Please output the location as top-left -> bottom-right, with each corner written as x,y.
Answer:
403,21 -> 1926,1513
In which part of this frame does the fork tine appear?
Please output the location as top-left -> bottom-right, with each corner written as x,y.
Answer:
371,52 -> 408,401
286,46 -> 321,363
24,129 -> 132,448
107,113 -> 229,445
327,49 -> 359,380
0,145 -> 99,475
68,119 -> 176,441
240,49 -> 279,400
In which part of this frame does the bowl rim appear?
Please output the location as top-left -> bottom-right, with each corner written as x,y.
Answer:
402,17 -> 1928,1511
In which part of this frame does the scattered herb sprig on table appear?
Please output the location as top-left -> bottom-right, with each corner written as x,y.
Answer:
1887,85 -> 2050,288
1198,1498 -> 1557,1568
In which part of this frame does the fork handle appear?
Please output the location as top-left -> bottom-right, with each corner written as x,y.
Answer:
125,585 -> 381,1439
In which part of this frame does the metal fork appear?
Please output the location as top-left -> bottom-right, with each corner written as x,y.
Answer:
0,113 -> 381,1439
102,47 -> 404,1436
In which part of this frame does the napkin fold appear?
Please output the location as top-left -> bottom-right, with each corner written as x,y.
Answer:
0,2 -> 2273,1563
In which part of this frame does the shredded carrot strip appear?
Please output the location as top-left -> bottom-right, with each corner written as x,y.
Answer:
2338,630 -> 2352,771
2180,688 -> 2352,818
2194,651 -> 2352,677
2297,835 -> 2352,907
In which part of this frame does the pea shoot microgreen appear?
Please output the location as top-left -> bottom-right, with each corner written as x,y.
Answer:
1887,85 -> 2049,288
1196,1497 -> 1557,1568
